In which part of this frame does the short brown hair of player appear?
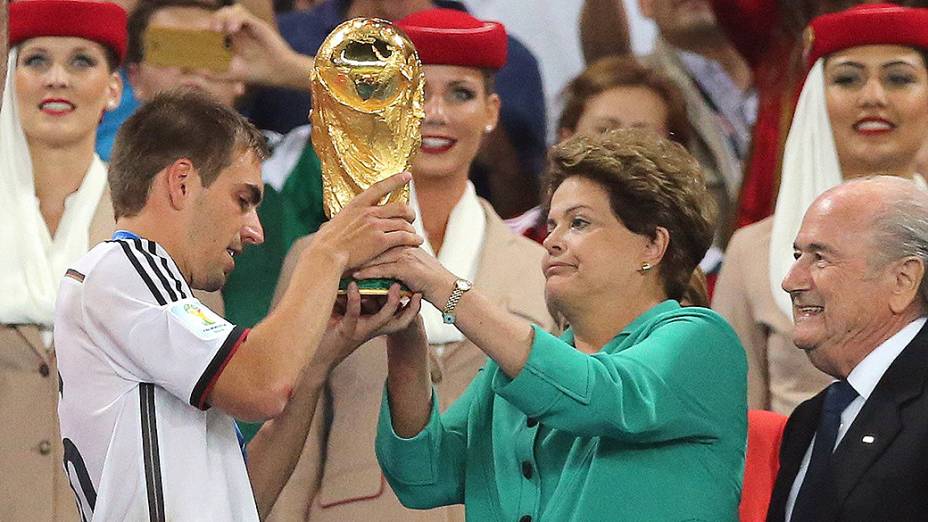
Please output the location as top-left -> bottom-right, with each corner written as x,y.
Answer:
557,55 -> 691,144
108,88 -> 269,219
543,128 -> 717,301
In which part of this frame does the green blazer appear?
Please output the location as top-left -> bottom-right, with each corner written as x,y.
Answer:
377,300 -> 747,521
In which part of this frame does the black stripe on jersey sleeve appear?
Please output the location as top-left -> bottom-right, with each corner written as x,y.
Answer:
139,384 -> 166,522
156,251 -> 188,300
117,241 -> 166,306
189,326 -> 248,410
134,239 -> 179,303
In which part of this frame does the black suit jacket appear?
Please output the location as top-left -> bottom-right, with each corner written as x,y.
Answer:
767,320 -> 928,521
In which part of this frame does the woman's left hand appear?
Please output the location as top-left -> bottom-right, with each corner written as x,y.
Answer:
353,246 -> 458,306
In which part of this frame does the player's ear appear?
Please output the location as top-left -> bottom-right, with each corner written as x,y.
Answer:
165,158 -> 196,210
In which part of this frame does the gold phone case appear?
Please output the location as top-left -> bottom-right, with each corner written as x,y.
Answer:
143,27 -> 232,73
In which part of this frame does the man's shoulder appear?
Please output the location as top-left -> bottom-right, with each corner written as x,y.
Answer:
70,240 -> 127,281
873,321 -> 928,404
77,239 -> 188,306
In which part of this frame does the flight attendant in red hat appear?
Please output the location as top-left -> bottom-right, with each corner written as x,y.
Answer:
715,3 -> 928,415
0,1 -> 125,520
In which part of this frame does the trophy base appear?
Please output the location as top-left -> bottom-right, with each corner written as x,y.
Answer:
338,277 -> 411,296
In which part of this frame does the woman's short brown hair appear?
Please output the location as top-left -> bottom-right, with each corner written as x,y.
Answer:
544,128 -> 717,301
557,55 -> 691,144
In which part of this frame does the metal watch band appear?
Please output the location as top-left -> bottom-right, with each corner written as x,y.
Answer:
441,279 -> 471,324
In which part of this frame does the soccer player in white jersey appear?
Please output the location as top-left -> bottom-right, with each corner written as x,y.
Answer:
53,90 -> 424,521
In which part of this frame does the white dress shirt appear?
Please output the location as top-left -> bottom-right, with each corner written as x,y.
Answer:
784,317 -> 927,521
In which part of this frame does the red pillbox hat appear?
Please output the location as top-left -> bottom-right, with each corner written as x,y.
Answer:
805,3 -> 928,68
9,0 -> 128,64
397,8 -> 507,70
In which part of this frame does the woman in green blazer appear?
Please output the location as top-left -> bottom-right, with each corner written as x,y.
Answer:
359,127 -> 748,519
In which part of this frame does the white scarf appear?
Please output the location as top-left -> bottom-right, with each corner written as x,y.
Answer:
0,49 -> 109,329
769,60 -> 927,318
409,180 -> 486,346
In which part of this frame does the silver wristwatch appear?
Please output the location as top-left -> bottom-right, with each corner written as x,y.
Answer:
441,278 -> 473,324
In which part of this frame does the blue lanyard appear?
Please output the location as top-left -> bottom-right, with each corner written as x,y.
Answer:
235,422 -> 248,462
111,230 -> 141,241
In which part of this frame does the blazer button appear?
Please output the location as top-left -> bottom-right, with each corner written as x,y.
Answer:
38,363 -> 50,377
519,516 -> 532,522
526,417 -> 538,428
521,461 -> 533,480
38,440 -> 52,455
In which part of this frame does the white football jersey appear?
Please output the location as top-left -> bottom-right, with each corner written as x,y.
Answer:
55,237 -> 258,521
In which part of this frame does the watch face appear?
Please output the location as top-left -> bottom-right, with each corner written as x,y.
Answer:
457,279 -> 473,291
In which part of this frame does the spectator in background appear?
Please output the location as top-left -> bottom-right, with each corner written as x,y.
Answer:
95,0 -> 280,160
0,2 -> 125,519
710,0 -> 928,230
124,0 -> 315,107
245,0 -> 548,219
556,56 -> 690,144
107,0 -> 277,25
251,10 -> 553,520
713,3 -> 928,414
640,0 -> 753,254
508,57 -> 696,240
126,0 -> 245,107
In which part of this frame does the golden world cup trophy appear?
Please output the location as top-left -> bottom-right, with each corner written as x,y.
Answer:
310,17 -> 425,295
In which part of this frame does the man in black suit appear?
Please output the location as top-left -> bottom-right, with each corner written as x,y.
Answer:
767,175 -> 928,522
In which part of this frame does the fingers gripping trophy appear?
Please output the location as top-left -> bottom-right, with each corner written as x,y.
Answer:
311,18 -> 425,295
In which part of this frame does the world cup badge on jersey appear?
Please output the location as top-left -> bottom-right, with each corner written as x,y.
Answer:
170,300 -> 233,340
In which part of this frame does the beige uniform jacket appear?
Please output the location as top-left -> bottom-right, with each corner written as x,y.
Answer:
0,190 -> 223,521
264,200 -> 554,522
0,192 -> 112,522
712,217 -> 831,414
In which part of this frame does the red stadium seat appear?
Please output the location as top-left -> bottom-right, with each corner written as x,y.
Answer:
740,410 -> 788,522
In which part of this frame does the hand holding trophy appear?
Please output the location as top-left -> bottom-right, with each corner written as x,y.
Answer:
311,17 -> 425,296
